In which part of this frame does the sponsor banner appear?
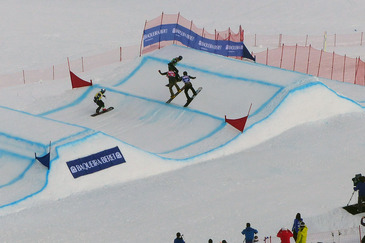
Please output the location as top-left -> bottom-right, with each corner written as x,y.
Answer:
66,146 -> 126,179
143,23 -> 254,60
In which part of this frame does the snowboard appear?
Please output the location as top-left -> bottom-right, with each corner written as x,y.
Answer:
91,107 -> 114,117
183,87 -> 202,107
166,86 -> 185,104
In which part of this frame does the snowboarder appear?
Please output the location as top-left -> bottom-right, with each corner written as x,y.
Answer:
292,213 -> 303,241
159,69 -> 181,98
168,55 -> 183,77
174,232 -> 185,243
181,71 -> 197,101
296,221 -> 307,243
241,222 -> 258,243
94,88 -> 107,114
277,227 -> 293,243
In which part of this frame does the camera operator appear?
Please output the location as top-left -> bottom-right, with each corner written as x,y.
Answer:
174,232 -> 185,243
354,176 -> 365,212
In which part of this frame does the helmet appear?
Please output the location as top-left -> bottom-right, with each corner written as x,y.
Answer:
101,89 -> 106,93
178,55 -> 183,60
183,71 -> 187,75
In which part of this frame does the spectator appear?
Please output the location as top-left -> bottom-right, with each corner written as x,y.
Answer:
354,176 -> 365,212
277,227 -> 293,243
296,221 -> 308,243
241,222 -> 258,243
174,232 -> 185,243
292,213 -> 303,240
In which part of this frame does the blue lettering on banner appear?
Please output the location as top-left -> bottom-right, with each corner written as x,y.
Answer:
66,146 -> 126,179
143,23 -> 254,60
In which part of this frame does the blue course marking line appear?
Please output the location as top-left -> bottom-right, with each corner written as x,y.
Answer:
0,151 -> 36,188
0,166 -> 50,210
0,131 -> 45,150
157,120 -> 227,155
114,55 -> 284,89
39,86 -> 95,116
243,81 -> 365,134
0,105 -> 93,133
113,57 -> 150,87
95,85 -> 224,121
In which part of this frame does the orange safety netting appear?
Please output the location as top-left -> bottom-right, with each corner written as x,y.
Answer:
254,45 -> 365,85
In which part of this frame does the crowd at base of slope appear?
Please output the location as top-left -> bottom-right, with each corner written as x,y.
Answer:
173,212 -> 365,243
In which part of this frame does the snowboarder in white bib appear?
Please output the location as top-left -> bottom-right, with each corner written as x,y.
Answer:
94,88 -> 107,114
181,71 -> 197,101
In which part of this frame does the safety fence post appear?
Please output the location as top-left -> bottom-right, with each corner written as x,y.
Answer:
139,20 -> 147,57
306,45 -> 311,74
293,44 -> 298,71
280,44 -> 284,69
159,12 -> 164,50
317,49 -> 323,77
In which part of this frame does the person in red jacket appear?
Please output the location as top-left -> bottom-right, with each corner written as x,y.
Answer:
277,227 -> 293,243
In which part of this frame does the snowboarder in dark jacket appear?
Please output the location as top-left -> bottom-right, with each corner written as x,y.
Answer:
94,88 -> 107,114
181,71 -> 197,101
158,69 -> 181,98
168,56 -> 183,77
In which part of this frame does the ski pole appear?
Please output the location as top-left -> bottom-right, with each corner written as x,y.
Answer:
347,191 -> 355,206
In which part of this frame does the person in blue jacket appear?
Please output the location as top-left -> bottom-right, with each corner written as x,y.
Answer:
292,213 -> 303,241
241,222 -> 258,243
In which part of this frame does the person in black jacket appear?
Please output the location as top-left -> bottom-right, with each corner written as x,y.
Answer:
168,56 -> 183,76
158,69 -> 181,98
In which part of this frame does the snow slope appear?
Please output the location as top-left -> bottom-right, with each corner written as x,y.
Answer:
1,1 -> 365,242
